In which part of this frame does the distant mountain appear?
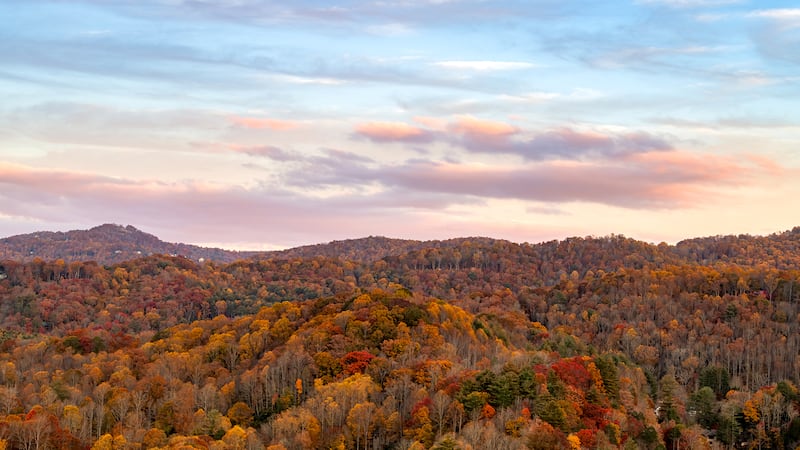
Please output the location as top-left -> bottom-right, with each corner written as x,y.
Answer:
4,223 -> 800,271
0,225 -> 501,265
0,224 -> 250,264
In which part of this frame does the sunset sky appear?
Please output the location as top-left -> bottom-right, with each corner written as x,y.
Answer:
1,0 -> 799,250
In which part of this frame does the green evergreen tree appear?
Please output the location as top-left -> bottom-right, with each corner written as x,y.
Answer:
699,366 -> 730,399
689,387 -> 718,428
595,355 -> 620,405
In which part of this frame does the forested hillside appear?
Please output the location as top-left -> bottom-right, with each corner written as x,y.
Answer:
1,228 -> 800,448
262,237 -> 500,264
0,224 -> 249,264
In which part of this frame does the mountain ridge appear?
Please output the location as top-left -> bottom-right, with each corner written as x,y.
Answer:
3,223 -> 800,270
0,224 -> 504,265
0,223 -> 251,264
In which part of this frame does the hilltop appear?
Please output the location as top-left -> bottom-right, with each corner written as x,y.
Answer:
0,224 -> 249,264
6,224 -> 800,271
0,225 -> 489,265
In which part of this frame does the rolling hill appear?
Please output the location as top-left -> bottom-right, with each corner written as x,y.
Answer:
0,224 -> 249,264
1,226 -> 800,448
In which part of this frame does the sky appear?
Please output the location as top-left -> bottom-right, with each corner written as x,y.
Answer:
1,0 -> 799,250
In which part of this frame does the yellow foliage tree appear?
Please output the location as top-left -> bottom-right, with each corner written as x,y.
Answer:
222,425 -> 247,450
142,428 -> 167,448
91,434 -> 126,450
567,433 -> 581,449
347,402 -> 379,450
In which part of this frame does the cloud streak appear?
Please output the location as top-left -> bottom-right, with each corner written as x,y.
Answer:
256,141 -> 779,210
432,61 -> 536,71
227,145 -> 300,160
366,152 -> 772,209
0,162 -> 472,247
353,117 -> 674,160
1,145 -> 778,234
749,8 -> 800,66
229,116 -> 300,130
354,122 -> 435,143
637,0 -> 744,8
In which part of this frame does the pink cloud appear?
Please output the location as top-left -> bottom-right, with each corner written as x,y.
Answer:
271,143 -> 780,209
369,150 -> 778,209
229,116 -> 299,130
0,149 -> 786,249
412,116 -> 447,131
351,115 -> 672,159
449,116 -> 519,137
354,121 -> 434,143
0,163 -> 463,248
446,124 -> 671,159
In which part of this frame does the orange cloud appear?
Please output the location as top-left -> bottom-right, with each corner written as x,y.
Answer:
412,116 -> 447,130
229,116 -> 299,130
366,149 -> 780,209
626,150 -> 786,186
352,116 -> 670,160
449,116 -> 518,137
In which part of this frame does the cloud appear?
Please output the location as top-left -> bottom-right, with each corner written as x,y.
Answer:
649,116 -> 799,129
0,162 -> 470,248
499,91 -> 562,103
527,205 -> 569,215
586,45 -> 720,70
8,102 -> 220,132
748,9 -> 800,65
352,116 -> 674,160
80,0 -> 572,28
229,116 -> 300,130
269,74 -> 349,86
0,144 -> 787,249
0,3 -> 562,102
276,142 -> 779,210
368,150 -> 776,209
433,61 -> 536,71
749,9 -> 800,22
637,0 -> 744,8
354,121 -> 435,143
322,148 -> 374,164
365,23 -> 415,36
489,128 -> 672,160
2,102 -> 227,151
228,145 -> 300,160
449,116 -> 518,137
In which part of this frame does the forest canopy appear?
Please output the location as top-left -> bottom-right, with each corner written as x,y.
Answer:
1,228 -> 800,448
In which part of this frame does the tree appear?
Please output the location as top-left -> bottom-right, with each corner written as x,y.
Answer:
689,387 -> 717,428
405,405 -> 434,447
155,401 -> 177,434
526,419 -> 565,450
341,351 -> 375,375
227,402 -> 253,427
268,407 -> 321,449
222,425 -> 248,450
536,395 -> 566,430
142,428 -> 167,448
347,402 -> 379,450
698,366 -> 730,399
658,374 -> 680,422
